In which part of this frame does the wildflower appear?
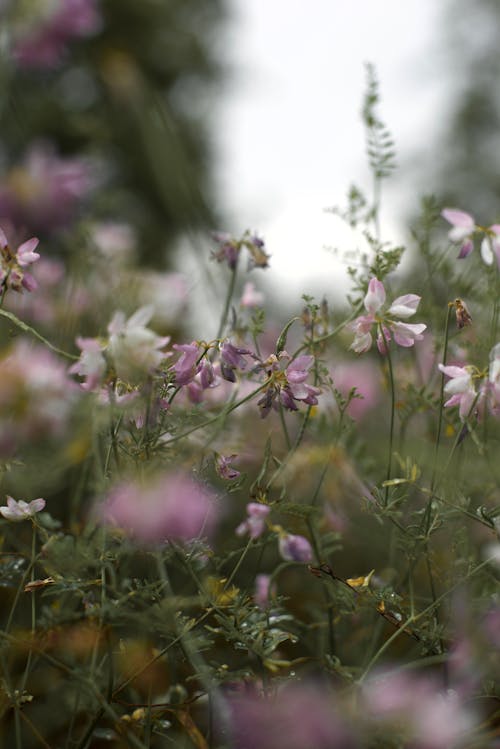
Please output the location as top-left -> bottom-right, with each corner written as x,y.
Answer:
0,227 -> 40,295
12,0 -> 101,69
216,454 -> 240,480
350,277 -> 426,354
438,363 -> 477,421
442,207 -> 500,266
107,306 -> 170,382
171,343 -> 201,386
220,340 -> 254,382
0,496 -> 45,522
257,352 -> 321,417
240,281 -> 264,308
0,142 -> 93,234
211,230 -> 270,270
0,340 -> 78,455
236,503 -> 270,539
254,574 -> 274,609
69,337 -> 106,391
99,471 -> 219,544
278,532 -> 313,562
225,683 -> 356,749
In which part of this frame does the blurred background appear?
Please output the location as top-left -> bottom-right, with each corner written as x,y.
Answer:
0,0 -> 498,310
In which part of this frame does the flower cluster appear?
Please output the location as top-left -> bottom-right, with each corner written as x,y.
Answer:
257,353 -> 321,417
211,231 -> 270,270
350,277 -> 426,354
0,496 -> 45,522
442,207 -> 500,266
0,227 -> 40,296
12,0 -> 101,70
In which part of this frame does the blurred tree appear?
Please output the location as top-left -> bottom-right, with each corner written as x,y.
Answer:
0,0 -> 227,264
427,0 -> 500,220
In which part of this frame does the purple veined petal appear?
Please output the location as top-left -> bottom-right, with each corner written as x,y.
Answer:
387,294 -> 421,318
364,277 -> 386,314
457,238 -> 474,258
481,236 -> 494,265
392,322 -> 426,347
350,331 -> 373,354
442,208 -> 475,228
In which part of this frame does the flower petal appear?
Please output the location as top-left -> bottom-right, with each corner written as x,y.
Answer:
481,237 -> 494,265
442,208 -> 475,228
364,278 -> 386,314
388,294 -> 421,319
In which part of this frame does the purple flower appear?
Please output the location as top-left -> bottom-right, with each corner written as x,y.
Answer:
350,277 -> 426,354
254,574 -> 274,609
99,471 -> 219,545
278,533 -> 313,562
236,503 -> 270,539
0,143 -> 93,234
257,352 -> 321,417
220,340 -> 253,382
13,0 -> 101,69
216,454 -> 241,480
171,343 -> 200,386
225,683 -> 356,749
0,227 -> 40,295
442,207 -> 500,266
211,230 -> 270,270
0,496 -> 45,522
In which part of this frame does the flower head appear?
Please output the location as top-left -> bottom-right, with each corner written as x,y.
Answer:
236,503 -> 270,540
0,496 -> 45,522
99,471 -> 219,544
0,227 -> 40,295
278,532 -> 313,562
442,208 -> 500,266
257,352 -> 321,417
438,363 -> 477,421
350,278 -> 426,354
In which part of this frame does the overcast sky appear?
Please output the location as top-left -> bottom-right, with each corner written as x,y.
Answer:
212,0 -> 448,301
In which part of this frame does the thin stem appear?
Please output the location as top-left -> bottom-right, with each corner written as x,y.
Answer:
379,326 -> 395,506
216,263 -> 238,340
431,303 -> 453,493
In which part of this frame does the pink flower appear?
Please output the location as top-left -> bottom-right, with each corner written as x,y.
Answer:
216,454 -> 241,480
107,306 -> 170,382
69,337 -> 107,391
99,471 -> 219,544
0,142 -> 93,234
257,352 -> 321,417
240,281 -> 264,308
236,503 -> 270,539
278,533 -> 313,562
254,574 -> 274,609
171,343 -> 200,386
0,227 -> 40,295
225,683 -> 355,749
0,496 -> 45,522
12,0 -> 101,69
442,207 -> 500,266
438,363 -> 477,421
350,278 -> 426,354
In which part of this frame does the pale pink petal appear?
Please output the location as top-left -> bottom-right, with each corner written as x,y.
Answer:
459,389 -> 476,421
364,278 -> 386,314
388,294 -> 421,318
29,498 -> 46,513
392,322 -> 426,347
442,208 -> 475,228
16,237 -> 40,266
439,364 -> 469,379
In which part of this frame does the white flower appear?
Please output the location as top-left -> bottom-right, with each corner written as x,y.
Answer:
0,496 -> 45,522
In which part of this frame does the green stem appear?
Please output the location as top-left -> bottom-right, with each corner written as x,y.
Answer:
379,326 -> 395,506
216,263 -> 238,340
431,304 -> 452,493
0,309 -> 78,359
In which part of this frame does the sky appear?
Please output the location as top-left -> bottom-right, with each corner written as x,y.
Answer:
212,0 -> 448,303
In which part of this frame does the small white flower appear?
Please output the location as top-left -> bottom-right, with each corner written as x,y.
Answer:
0,496 -> 45,522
